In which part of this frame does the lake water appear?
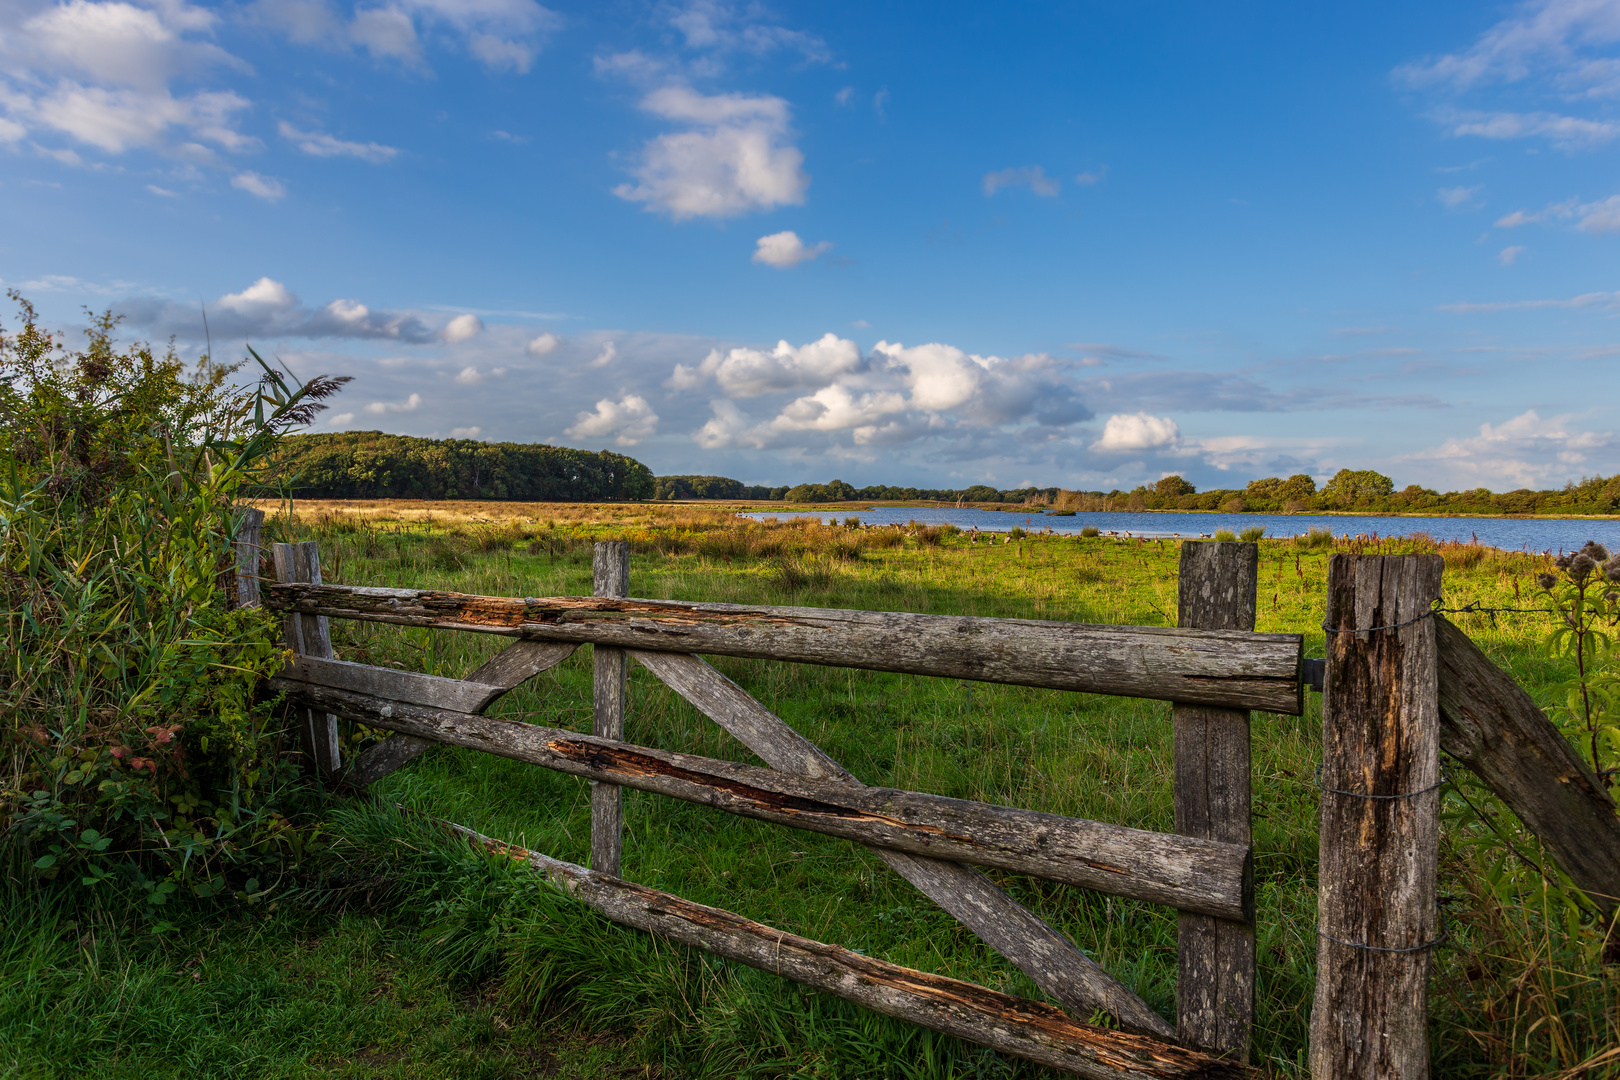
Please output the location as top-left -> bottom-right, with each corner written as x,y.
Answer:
741,507 -> 1620,553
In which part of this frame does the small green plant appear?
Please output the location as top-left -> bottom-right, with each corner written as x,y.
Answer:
1239,525 -> 1266,543
1536,541 -> 1620,785
1212,529 -> 1237,542
1080,525 -> 1099,538
1007,526 -> 1027,541
1295,526 -> 1335,550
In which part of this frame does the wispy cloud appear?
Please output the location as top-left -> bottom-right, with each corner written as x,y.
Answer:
1394,0 -> 1620,98
1438,184 -> 1483,208
982,165 -> 1060,197
278,121 -> 398,163
1495,193 -> 1620,233
1437,290 -> 1619,313
231,172 -> 287,201
1434,108 -> 1620,149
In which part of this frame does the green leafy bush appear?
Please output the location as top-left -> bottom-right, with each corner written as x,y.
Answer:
1,295 -> 345,911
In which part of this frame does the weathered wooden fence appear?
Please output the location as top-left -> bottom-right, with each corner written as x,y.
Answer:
233,514 -> 1620,1080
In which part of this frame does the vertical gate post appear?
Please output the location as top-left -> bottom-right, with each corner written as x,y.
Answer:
592,541 -> 630,876
233,507 -> 265,609
1174,541 -> 1258,1056
272,541 -> 342,776
1310,554 -> 1443,1080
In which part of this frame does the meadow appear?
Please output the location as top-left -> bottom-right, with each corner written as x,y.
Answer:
5,499 -> 1616,1080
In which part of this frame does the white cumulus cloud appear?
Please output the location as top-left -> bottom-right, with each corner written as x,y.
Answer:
443,313 -> 484,342
565,393 -> 659,446
670,333 -> 863,397
1093,412 -> 1181,452
526,332 -> 560,356
614,86 -> 808,220
450,425 -> 483,439
752,230 -> 832,268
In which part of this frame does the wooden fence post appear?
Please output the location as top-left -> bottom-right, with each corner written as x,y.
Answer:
233,507 -> 265,609
272,541 -> 342,776
1310,554 -> 1443,1080
1174,541 -> 1257,1057
592,541 -> 630,876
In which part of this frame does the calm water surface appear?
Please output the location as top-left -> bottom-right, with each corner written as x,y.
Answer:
740,507 -> 1620,553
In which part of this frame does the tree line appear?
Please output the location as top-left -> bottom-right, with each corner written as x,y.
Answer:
270,432 -> 655,501
658,469 -> 1620,516
270,434 -> 1620,515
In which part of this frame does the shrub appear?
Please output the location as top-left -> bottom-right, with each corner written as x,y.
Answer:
1213,529 -> 1237,542
1007,526 -> 1027,541
1080,525 -> 1100,538
1,296 -> 346,910
1239,526 -> 1266,543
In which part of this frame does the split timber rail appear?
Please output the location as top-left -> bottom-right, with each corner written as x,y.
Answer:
234,514 -> 1620,1080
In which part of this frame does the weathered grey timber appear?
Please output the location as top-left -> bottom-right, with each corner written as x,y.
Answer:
277,679 -> 1252,918
440,818 -> 1253,1080
233,508 -> 264,609
1172,542 -> 1256,1057
1310,555 -> 1443,1080
1435,614 -> 1620,914
346,734 -> 435,789
630,648 -> 1176,1040
264,583 -> 1306,714
344,641 -> 580,788
592,542 -> 630,877
465,641 -> 579,689
272,542 -> 341,775
280,656 -> 506,713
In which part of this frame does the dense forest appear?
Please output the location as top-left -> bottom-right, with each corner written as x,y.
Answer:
271,432 -> 654,501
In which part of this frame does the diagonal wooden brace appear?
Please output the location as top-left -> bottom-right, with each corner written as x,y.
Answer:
339,641 -> 578,787
628,648 -> 1176,1040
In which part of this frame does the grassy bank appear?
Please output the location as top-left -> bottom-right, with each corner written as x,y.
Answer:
12,501 -> 1617,1078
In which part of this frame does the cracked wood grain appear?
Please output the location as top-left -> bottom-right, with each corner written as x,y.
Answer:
434,816 -> 1253,1079
264,583 -> 1304,714
273,678 -> 1252,918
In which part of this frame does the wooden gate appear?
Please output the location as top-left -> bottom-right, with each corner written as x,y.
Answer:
235,516 -> 1620,1080
255,536 -> 1301,1078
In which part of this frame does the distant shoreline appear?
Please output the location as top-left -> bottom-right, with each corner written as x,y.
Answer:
724,500 -> 1620,522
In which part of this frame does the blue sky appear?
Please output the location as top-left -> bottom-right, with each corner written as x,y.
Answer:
2,0 -> 1618,493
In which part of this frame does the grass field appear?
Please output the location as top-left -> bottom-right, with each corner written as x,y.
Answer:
6,500 -> 1617,1079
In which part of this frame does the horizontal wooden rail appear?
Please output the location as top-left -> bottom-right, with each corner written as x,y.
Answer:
266,584 -> 1305,714
438,816 -> 1253,1079
275,677 -> 1252,920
